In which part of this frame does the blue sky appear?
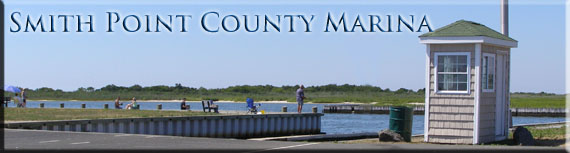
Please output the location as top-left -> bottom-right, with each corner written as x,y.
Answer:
4,0 -> 566,94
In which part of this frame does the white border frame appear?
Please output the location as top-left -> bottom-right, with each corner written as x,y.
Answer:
482,53 -> 496,93
433,52 -> 471,94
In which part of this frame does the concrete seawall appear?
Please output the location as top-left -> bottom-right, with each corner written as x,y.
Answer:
4,113 -> 324,138
323,105 -> 566,117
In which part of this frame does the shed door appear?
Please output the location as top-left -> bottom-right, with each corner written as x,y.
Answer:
495,54 -> 507,136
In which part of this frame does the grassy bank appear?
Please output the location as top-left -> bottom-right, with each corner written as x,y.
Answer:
485,124 -> 567,146
510,94 -> 565,108
338,124 -> 567,147
5,84 -> 564,108
7,84 -> 423,104
21,93 -> 565,109
18,93 -> 565,108
4,108 -> 219,121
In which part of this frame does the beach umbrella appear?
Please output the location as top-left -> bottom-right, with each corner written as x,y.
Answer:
4,85 -> 21,93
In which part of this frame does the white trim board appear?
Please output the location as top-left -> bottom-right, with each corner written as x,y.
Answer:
433,52 -> 471,95
473,44 -> 482,144
419,36 -> 518,48
424,44 -> 431,142
482,53 -> 496,93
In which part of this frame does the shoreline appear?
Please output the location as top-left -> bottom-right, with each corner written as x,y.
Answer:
29,100 -> 358,104
18,100 -> 465,105
29,99 -> 304,104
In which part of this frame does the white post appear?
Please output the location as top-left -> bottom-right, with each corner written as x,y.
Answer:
473,44 -> 482,144
502,0 -> 513,128
501,0 -> 509,36
424,44 -> 431,142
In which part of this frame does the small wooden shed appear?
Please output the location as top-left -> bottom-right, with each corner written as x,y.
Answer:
419,20 -> 517,144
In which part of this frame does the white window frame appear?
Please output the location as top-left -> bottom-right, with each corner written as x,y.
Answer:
482,53 -> 496,92
434,52 -> 471,94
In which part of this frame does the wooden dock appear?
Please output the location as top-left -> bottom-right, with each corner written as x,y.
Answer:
323,104 -> 566,117
510,108 -> 567,117
323,104 -> 424,115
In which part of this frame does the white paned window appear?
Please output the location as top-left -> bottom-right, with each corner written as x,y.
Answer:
482,53 -> 495,92
435,52 -> 470,94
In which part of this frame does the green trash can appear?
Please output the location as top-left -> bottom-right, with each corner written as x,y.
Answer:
389,106 -> 413,142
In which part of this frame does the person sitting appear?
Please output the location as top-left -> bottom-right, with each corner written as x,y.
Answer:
13,93 -> 21,108
125,97 -> 137,110
3,97 -> 8,107
114,96 -> 122,109
180,98 -> 190,110
210,100 -> 219,113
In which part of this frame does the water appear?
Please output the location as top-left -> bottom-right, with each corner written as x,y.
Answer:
6,101 -> 566,135
322,113 -> 425,134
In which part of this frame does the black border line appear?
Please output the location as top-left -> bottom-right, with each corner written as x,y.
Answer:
0,1 -> 566,153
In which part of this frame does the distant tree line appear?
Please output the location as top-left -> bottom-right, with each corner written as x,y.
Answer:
8,84 -> 426,103
30,84 -> 425,95
8,83 -> 557,104
511,91 -> 557,96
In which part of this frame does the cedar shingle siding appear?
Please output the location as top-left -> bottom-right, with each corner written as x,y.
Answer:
428,44 -> 476,144
478,44 -> 510,143
422,20 -> 516,144
427,44 -> 511,144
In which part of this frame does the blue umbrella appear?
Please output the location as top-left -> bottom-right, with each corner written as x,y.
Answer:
4,85 -> 21,93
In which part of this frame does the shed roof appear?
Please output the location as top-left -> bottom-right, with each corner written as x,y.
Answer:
419,20 -> 516,42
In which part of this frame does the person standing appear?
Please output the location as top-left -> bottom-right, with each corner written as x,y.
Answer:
296,85 -> 306,113
20,89 -> 27,108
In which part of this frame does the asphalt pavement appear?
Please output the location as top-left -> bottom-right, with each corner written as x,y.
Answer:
3,129 -> 567,153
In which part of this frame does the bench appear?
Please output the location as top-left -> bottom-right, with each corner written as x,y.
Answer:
201,100 -> 219,113
3,97 -> 10,107
132,104 -> 140,110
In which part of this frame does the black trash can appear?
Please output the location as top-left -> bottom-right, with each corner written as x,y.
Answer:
389,106 -> 413,142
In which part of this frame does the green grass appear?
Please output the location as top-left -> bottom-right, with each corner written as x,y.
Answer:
20,93 -> 566,109
528,125 -> 567,140
305,92 -> 424,105
483,124 -> 567,146
20,91 -> 425,104
7,88 -> 565,108
510,94 -> 566,108
4,108 -> 219,121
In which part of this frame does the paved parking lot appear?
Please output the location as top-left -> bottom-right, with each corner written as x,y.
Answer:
4,129 -> 566,153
